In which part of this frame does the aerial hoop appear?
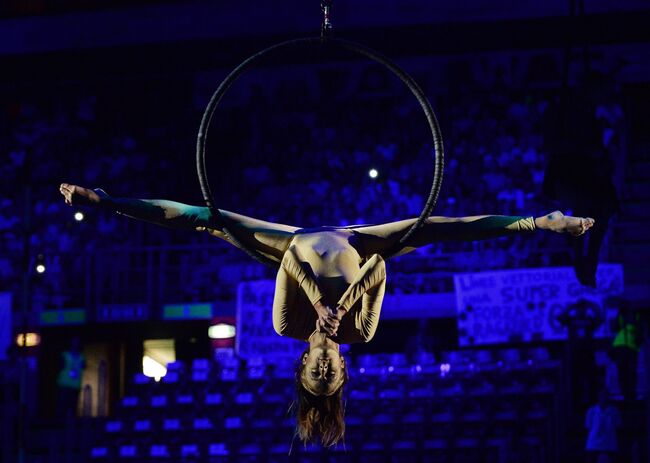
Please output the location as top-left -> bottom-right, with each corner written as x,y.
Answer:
197,36 -> 444,265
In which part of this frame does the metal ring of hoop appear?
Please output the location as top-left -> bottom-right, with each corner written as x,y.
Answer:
197,36 -> 444,265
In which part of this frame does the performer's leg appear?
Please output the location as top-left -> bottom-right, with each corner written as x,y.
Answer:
59,183 -> 297,262
352,212 -> 592,259
352,216 -> 536,258
336,254 -> 386,342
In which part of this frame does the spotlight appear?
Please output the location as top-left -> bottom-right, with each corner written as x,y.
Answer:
35,254 -> 46,274
368,168 -> 378,179
74,211 -> 84,221
208,323 -> 236,340
209,317 -> 236,349
15,332 -> 41,347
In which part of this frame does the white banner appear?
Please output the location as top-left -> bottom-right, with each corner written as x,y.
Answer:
0,293 -> 11,360
454,264 -> 623,346
236,280 -> 305,359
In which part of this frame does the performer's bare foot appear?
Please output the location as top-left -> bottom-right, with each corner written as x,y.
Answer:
535,211 -> 595,236
59,183 -> 102,207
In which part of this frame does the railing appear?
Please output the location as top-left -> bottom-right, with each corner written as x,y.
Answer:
36,242 -> 574,318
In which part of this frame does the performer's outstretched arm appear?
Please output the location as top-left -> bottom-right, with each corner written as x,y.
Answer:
59,183 -> 298,262
351,211 -> 594,258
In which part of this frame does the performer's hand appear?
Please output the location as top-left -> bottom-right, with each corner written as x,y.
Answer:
59,183 -> 102,207
314,301 -> 341,336
317,311 -> 340,336
534,211 -> 595,237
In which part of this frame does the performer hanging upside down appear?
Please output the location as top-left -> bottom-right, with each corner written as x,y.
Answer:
59,183 -> 594,446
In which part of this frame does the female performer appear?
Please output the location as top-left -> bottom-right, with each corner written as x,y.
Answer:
59,183 -> 594,446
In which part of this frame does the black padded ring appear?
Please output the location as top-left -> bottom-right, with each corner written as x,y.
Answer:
197,36 -> 444,265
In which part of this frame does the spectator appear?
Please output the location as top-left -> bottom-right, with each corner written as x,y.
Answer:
610,301 -> 642,401
56,336 -> 86,418
585,390 -> 622,463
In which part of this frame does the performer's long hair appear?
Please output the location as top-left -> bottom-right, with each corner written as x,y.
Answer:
293,348 -> 348,447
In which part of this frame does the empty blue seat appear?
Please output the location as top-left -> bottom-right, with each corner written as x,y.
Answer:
423,438 -> 448,450
250,418 -> 274,430
527,347 -> 550,361
500,380 -> 526,395
238,443 -> 262,455
175,393 -> 194,406
357,354 -> 380,367
118,445 -> 137,459
499,348 -> 522,363
379,388 -> 404,400
346,414 -> 364,426
215,351 -> 240,368
438,381 -> 464,397
150,394 -> 167,408
246,357 -> 265,379
191,369 -> 209,382
90,446 -> 109,459
193,417 -> 214,430
220,367 -> 238,381
133,419 -> 151,432
370,413 -> 392,425
121,396 -> 138,408
408,387 -> 436,399
235,392 -> 254,404
260,392 -> 284,405
105,420 -> 122,433
268,442 -> 291,455
161,371 -> 179,383
192,358 -> 211,370
162,418 -> 181,431
413,351 -> 437,365
149,444 -> 170,458
454,436 -> 481,448
180,444 -> 200,458
166,360 -> 185,372
133,373 -> 151,385
247,366 -> 265,379
207,443 -> 229,456
349,388 -> 374,401
431,411 -> 454,424
401,411 -> 425,424
204,392 -> 223,405
361,441 -> 385,452
270,359 -> 294,379
475,349 -> 495,364
387,353 -> 409,367
224,416 -> 243,429
392,439 -> 417,451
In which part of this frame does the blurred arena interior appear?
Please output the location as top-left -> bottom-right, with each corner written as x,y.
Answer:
1,1 -> 650,462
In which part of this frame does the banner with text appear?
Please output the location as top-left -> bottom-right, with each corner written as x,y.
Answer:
454,264 -> 623,346
236,280 -> 305,359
